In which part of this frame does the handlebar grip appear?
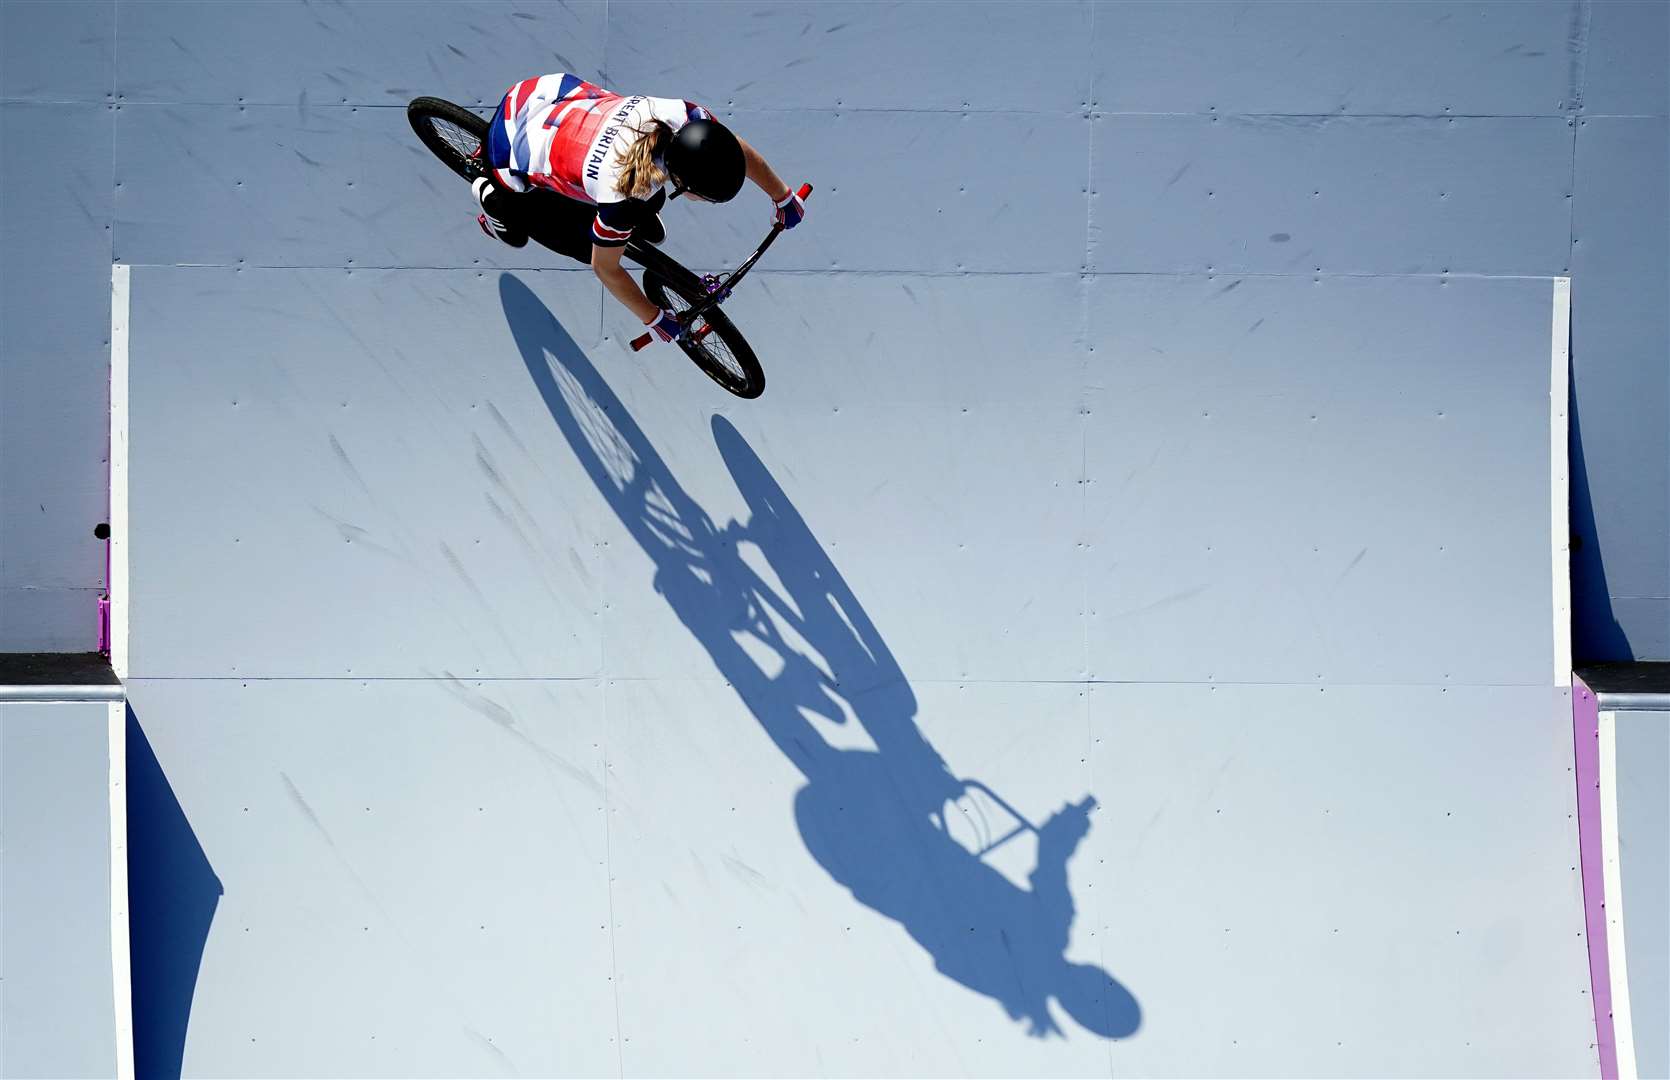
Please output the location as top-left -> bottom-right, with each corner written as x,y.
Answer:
630,331 -> 653,352
797,182 -> 813,200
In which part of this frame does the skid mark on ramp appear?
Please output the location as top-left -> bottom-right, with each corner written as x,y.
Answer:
482,492 -> 563,599
721,852 -> 771,890
437,674 -> 604,798
1105,585 -> 1209,621
328,433 -> 373,494
438,541 -> 488,603
464,1027 -> 518,1076
280,772 -> 338,849
310,505 -> 404,561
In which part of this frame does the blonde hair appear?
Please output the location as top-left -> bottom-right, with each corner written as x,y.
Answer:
616,120 -> 672,199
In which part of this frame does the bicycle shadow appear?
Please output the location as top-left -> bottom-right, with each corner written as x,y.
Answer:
500,273 -> 1140,1040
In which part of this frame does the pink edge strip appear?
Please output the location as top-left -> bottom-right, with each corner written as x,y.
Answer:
1573,674 -> 1618,1080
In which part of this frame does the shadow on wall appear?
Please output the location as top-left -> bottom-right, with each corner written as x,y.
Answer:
500,273 -> 1141,1040
127,708 -> 223,1079
1569,389 -> 1634,662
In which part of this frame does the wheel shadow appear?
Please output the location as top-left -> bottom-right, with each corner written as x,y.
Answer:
500,273 -> 1140,1040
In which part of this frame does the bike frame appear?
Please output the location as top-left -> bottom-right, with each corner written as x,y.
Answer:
630,183 -> 814,352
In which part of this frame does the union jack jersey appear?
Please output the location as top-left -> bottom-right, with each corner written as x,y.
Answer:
486,73 -> 712,247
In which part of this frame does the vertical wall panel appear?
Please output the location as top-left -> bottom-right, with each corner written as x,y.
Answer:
1091,0 -> 1578,116
113,1 -> 608,107
1580,0 -> 1670,116
0,101 -> 114,649
1570,117 -> 1670,659
0,0 -> 114,102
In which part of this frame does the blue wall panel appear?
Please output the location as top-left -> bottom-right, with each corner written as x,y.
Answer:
113,103 -> 1091,276
0,0 -> 114,102
1,2 -> 115,648
1581,0 -> 1670,116
0,101 -> 114,648
114,1 -> 607,108
1090,114 -> 1573,275
1090,0 -> 1579,115
602,0 -> 1093,113
1570,116 -> 1670,659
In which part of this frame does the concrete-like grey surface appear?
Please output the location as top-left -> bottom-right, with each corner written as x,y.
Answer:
0,701 -> 119,1079
119,261 -> 1592,1075
1617,710 -> 1668,1080
125,270 -> 1561,685
2,0 -> 1662,1076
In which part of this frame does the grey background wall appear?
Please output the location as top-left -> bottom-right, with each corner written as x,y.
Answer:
2,0 -> 1661,659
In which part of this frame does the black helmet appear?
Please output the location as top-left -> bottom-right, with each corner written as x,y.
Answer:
664,118 -> 745,202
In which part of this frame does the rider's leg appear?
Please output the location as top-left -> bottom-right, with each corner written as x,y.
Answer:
520,191 -> 601,265
472,177 -> 529,248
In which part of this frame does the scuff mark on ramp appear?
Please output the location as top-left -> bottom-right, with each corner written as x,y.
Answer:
280,772 -> 337,850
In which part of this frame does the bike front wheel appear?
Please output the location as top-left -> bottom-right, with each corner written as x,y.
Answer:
642,268 -> 766,399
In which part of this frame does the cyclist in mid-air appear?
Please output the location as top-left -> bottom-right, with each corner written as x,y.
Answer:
472,72 -> 807,347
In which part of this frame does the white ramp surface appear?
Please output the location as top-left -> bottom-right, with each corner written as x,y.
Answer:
104,2 -> 1600,1077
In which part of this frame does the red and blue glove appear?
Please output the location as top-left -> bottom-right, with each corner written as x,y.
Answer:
645,308 -> 683,343
773,187 -> 806,230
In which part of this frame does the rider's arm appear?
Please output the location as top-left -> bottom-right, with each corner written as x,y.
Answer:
736,136 -> 790,201
591,243 -> 660,324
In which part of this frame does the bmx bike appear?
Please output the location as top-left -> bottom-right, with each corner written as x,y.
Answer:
409,96 -> 808,400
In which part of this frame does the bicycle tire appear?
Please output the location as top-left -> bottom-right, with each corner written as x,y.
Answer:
642,267 -> 766,399
408,97 -> 490,182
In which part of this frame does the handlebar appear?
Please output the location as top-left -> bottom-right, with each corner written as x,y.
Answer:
630,182 -> 814,353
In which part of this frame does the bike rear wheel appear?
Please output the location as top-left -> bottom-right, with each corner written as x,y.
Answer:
642,267 -> 765,399
408,97 -> 490,182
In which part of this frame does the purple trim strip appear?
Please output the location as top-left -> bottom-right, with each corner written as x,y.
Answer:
1573,675 -> 1618,1080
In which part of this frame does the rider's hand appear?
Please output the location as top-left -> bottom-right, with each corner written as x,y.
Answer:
645,308 -> 683,343
773,187 -> 806,230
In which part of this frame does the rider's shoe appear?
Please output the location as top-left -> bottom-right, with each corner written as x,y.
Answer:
472,176 -> 528,248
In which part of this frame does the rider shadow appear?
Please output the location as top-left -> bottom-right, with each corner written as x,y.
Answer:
500,273 -> 1140,1040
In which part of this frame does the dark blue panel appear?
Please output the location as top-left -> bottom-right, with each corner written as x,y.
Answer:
0,0 -> 113,102
0,102 -> 113,650
1582,0 -> 1670,116
115,0 -> 607,108
1092,0 -> 1577,116
1090,114 -> 1573,275
602,0 -> 1092,112
114,102 -> 1090,274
